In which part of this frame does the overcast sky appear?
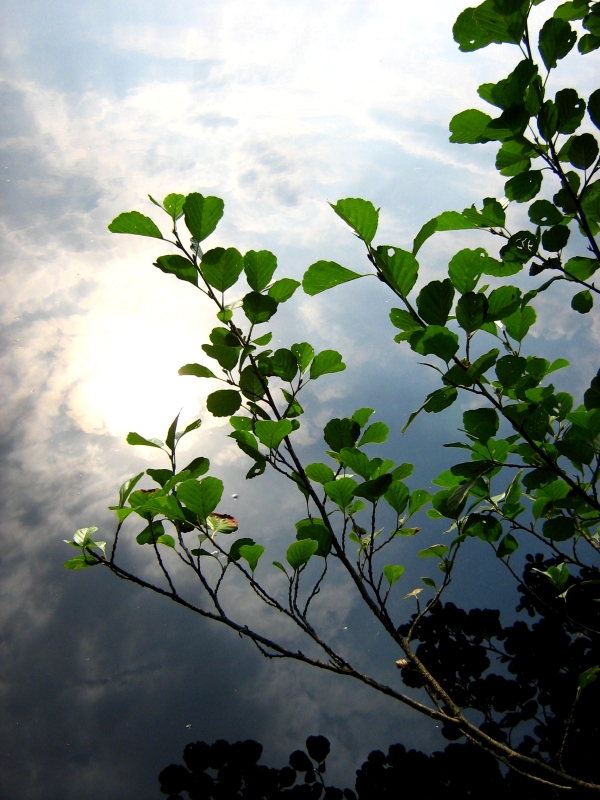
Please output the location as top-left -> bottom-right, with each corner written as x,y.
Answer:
1,1 -> 599,797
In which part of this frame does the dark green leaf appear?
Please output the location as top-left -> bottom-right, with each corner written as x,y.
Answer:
390,308 -> 424,332
537,100 -> 559,141
242,291 -> 278,324
485,104 -> 530,142
555,88 -> 586,133
554,2 -> 590,21
268,278 -> 300,303
505,171 -> 543,202
578,33 -> 600,54
270,349 -> 297,382
584,370 -> 600,409
449,109 -> 492,143
528,199 -> 563,226
206,390 -> 242,417
331,198 -> 378,243
375,247 -> 419,296
201,247 -> 243,293
543,516 -> 577,541
310,350 -> 346,380
504,305 -> 537,341
229,537 -> 256,562
456,292 -> 487,333
324,418 -> 360,452
486,285 -> 522,320
497,533 -> 519,558
358,422 -> 389,446
542,225 -> 570,252
468,349 -> 499,381
286,539 -> 318,570
154,254 -> 197,286
243,250 -> 277,292
464,513 -> 503,542
448,248 -> 488,293
296,523 -> 332,558
589,89 -> 600,130
417,279 -> 455,326
354,474 -> 393,503
556,438 -> 594,464
183,193 -> 224,242
579,665 -> 600,689
108,211 -> 163,239
409,326 -> 459,363
302,261 -> 364,295
538,17 -> 577,69
202,343 -> 239,371
184,457 -> 210,479
176,476 -> 224,522
496,140 -> 532,176
572,290 -> 594,313
418,544 -> 448,559
254,419 -> 293,449
569,133 -> 599,169
496,355 -> 527,387
178,363 -> 217,379
463,408 -> 499,441
339,448 -> 371,479
239,366 -> 266,400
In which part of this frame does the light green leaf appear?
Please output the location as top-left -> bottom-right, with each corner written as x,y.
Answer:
244,250 -> 277,292
176,476 -> 224,522
178,363 -> 218,379
201,247 -> 244,292
375,247 -> 419,297
305,463 -> 335,484
126,432 -> 164,449
162,193 -> 185,219
384,482 -> 410,515
448,248 -> 488,294
286,539 -> 319,570
291,342 -> 315,374
268,278 -> 300,303
418,544 -> 449,559
384,565 -> 405,585
154,254 -> 198,286
183,193 -> 224,242
358,422 -> 389,446
310,350 -> 346,380
449,109 -> 492,143
108,211 -> 163,239
239,544 -> 265,573
331,197 -> 379,243
254,419 -> 293,449
324,477 -> 358,512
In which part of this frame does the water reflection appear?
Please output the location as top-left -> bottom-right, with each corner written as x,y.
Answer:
159,554 -> 600,799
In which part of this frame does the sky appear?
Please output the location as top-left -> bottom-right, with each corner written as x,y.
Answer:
1,0 -> 599,797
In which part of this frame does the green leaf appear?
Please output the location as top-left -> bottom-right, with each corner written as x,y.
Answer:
391,463 -> 414,480
286,539 -> 319,570
408,489 -> 432,517
569,133 -> 599,169
468,349 -> 499,381
384,481 -> 410,515
302,261 -> 364,295
554,2 -> 591,21
542,225 -> 570,252
456,292 -> 487,333
538,17 -> 577,69
176,477 -> 224,522
375,247 -> 419,296
254,419 -> 293,449
505,171 -> 543,202
206,390 -> 242,417
202,343 -> 239,371
448,248 -> 489,293
417,279 -> 454,326
579,33 -> 600,54
463,408 -> 499,441
270,349 -> 297,382
418,545 -> 449,559
239,544 -> 265,573
402,387 -> 458,433
528,199 -> 563,226
556,438 -> 594,464
154,254 -> 197,286
543,516 -> 577,541
464,513 -> 503,542
242,291 -> 278,324
324,418 -> 360,452
229,537 -> 256,562
564,256 -> 599,282
390,308 -> 424,332
504,305 -> 536,341
497,533 -> 519,558
358,422 -> 389,446
409,326 -> 459,363
183,193 -> 224,242
243,250 -> 277,292
572,290 -> 594,314
324,477 -> 358,512
108,211 -> 163,239
64,554 -> 98,570
239,366 -> 266,401
579,665 -> 600,689
305,463 -> 335,484
184,457 -> 210,478
449,109 -> 492,143
339,448 -> 371,479
486,285 -> 521,320
496,355 -> 527,387
555,88 -> 586,133
296,523 -> 332,557
383,565 -> 405,586
495,140 -> 532,176
162,193 -> 185,219
331,198 -> 379,244
310,350 -> 346,380
268,278 -> 300,303
118,473 -> 144,508
201,247 -> 243,292
589,89 -> 600,130
291,342 -> 314,374
352,408 -> 375,428
354,474 -> 393,503
126,432 -> 164,450
178,363 -> 217,379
